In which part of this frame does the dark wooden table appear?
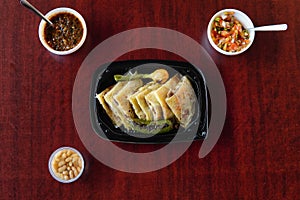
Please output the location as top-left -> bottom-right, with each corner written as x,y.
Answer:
1,0 -> 299,199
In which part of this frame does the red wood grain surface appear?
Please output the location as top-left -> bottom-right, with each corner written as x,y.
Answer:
0,0 -> 299,199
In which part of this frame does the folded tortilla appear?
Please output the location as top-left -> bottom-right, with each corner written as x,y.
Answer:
152,74 -> 181,119
165,76 -> 196,128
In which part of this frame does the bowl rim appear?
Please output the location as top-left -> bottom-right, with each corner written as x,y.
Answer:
48,146 -> 85,183
38,7 -> 87,55
207,8 -> 255,56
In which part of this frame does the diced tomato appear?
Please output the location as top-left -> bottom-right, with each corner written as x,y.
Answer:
228,43 -> 238,51
220,31 -> 230,37
233,24 -> 242,32
211,12 -> 251,52
244,39 -> 250,44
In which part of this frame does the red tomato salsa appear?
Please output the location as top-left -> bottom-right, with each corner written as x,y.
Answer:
211,12 -> 250,52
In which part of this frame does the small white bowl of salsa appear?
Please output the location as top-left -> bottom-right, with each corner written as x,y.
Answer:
207,9 -> 255,55
38,7 -> 87,55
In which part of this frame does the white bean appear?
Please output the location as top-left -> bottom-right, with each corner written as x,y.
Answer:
65,157 -> 72,162
58,165 -> 67,173
58,161 -> 65,167
62,153 -> 67,159
67,150 -> 72,156
69,170 -> 74,179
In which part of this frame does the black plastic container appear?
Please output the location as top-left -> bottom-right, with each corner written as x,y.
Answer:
90,60 -> 208,143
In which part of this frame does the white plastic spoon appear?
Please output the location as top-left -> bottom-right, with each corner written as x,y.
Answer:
249,24 -> 288,31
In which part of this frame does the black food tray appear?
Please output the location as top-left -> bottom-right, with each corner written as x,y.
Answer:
90,60 -> 209,143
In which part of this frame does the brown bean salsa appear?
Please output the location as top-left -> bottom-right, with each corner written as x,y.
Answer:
44,13 -> 83,51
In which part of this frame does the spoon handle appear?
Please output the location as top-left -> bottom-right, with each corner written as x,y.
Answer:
251,24 -> 288,31
20,0 -> 53,26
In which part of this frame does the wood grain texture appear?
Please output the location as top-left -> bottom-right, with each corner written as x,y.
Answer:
0,0 -> 299,199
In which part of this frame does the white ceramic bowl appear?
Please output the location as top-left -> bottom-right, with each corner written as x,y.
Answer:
207,9 -> 255,56
38,7 -> 87,55
48,146 -> 84,183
